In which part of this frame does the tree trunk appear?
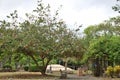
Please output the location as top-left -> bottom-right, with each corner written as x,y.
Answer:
15,61 -> 19,70
65,60 -> 67,73
41,66 -> 47,75
0,61 -> 3,68
40,59 -> 51,75
93,58 -> 100,77
64,59 -> 67,78
8,56 -> 12,66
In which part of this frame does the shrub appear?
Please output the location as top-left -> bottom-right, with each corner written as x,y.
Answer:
3,65 -> 12,69
29,66 -> 41,72
114,65 -> 120,74
105,65 -> 120,78
105,66 -> 114,77
114,65 -> 120,77
24,66 -> 29,71
2,65 -> 12,72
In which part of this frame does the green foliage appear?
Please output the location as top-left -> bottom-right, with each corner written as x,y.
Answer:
83,15 -> 120,76
3,65 -> 12,70
83,15 -> 120,63
23,66 -> 29,71
83,36 -> 120,63
29,66 -> 42,72
50,59 -> 57,64
14,0 -> 83,75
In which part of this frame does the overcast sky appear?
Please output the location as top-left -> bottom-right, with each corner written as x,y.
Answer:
0,0 -> 119,29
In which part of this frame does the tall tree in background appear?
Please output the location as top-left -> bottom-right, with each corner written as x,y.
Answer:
82,16 -> 120,76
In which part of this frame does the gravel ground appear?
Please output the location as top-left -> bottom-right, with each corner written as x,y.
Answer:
55,74 -> 119,80
55,74 -> 98,80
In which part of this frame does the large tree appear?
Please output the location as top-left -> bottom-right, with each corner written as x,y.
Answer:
0,0 -> 85,76
15,1 -> 66,75
15,0 -> 84,75
83,16 -> 120,76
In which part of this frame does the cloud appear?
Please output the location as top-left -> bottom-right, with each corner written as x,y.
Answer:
0,0 -> 119,30
0,0 -> 37,20
58,0 -> 119,29
0,0 -> 37,9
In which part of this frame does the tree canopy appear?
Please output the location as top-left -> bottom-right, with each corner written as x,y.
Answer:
0,0 -> 84,75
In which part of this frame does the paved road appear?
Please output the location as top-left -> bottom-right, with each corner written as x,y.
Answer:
55,74 -> 102,80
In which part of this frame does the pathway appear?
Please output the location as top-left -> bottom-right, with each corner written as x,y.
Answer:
55,74 -> 103,80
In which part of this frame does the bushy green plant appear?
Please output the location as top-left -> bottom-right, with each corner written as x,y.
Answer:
3,65 -> 12,70
29,66 -> 42,72
2,65 -> 12,72
23,66 -> 29,71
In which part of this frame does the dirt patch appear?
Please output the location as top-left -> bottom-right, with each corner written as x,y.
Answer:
0,72 -> 58,79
